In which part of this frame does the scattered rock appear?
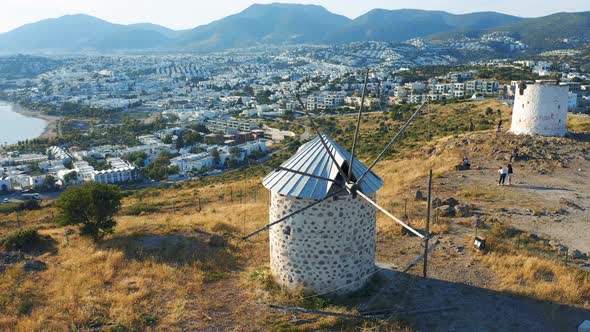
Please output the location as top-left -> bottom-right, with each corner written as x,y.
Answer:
570,250 -> 587,260
454,204 -> 471,217
443,197 -> 460,207
208,235 -> 226,247
414,190 -> 426,201
436,205 -> 455,217
548,240 -> 561,250
527,233 -> 540,241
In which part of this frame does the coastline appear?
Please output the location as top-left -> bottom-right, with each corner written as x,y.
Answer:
6,101 -> 60,139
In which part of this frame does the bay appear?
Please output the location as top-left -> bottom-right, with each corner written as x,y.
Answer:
0,101 -> 47,146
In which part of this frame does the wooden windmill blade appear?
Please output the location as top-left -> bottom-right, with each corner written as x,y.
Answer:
348,68 -> 370,181
355,190 -> 425,239
293,93 -> 350,182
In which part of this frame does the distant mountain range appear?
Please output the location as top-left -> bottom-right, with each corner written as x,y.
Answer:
0,3 -> 588,53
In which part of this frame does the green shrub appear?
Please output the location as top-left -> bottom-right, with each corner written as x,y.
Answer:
0,203 -> 21,214
19,200 -> 41,211
0,228 -> 42,251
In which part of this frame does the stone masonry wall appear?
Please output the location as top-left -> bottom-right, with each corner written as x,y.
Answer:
269,191 -> 377,295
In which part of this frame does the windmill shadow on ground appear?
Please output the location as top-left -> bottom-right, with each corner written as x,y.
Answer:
350,268 -> 590,332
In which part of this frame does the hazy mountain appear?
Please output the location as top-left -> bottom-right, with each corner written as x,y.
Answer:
328,9 -> 523,43
0,5 -> 588,54
129,23 -> 183,39
0,14 -> 172,52
493,12 -> 590,50
177,3 -> 351,51
429,11 -> 590,51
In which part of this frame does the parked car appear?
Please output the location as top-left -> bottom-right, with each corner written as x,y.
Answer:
2,198 -> 9,204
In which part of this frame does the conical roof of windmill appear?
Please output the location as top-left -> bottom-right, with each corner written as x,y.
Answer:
263,134 -> 383,200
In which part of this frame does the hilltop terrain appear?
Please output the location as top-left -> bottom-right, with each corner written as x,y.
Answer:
1,100 -> 589,330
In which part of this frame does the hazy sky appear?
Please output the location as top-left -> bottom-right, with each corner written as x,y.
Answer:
2,0 -> 590,33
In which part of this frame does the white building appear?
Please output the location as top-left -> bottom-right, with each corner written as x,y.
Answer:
170,153 -> 214,172
93,158 -> 138,184
0,176 -> 12,192
307,92 -> 346,110
73,161 -> 96,181
510,81 -> 569,137
46,146 -> 72,160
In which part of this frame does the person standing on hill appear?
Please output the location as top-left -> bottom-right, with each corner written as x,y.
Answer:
507,164 -> 514,185
498,166 -> 507,185
496,119 -> 503,133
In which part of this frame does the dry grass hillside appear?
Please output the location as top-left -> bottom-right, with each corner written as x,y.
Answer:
1,101 -> 589,331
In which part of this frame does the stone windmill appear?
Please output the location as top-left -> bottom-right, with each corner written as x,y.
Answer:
244,73 -> 428,295
510,81 -> 569,137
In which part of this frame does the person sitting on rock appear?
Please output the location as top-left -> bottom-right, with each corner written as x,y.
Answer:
510,147 -> 520,162
463,156 -> 471,167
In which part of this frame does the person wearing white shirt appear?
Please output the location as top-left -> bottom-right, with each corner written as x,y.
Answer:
498,166 -> 507,185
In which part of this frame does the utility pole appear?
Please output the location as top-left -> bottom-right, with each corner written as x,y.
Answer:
423,169 -> 433,278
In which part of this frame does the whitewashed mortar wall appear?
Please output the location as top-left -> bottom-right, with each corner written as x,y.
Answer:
269,191 -> 377,295
510,83 -> 568,137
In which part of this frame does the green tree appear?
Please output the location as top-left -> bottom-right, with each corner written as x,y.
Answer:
175,134 -> 185,150
64,159 -> 74,169
146,153 -> 173,180
229,146 -> 241,159
63,171 -> 78,184
211,148 -> 220,165
125,151 -> 148,167
162,134 -> 173,144
54,182 -> 122,242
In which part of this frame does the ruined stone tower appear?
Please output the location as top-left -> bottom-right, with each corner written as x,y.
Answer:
262,135 -> 383,295
510,81 -> 569,137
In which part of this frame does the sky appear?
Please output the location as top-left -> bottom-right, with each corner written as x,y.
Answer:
2,0 -> 590,33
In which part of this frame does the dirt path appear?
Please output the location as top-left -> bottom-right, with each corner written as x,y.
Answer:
424,132 -> 590,254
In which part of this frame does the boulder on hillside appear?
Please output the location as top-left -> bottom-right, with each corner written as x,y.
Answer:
436,205 -> 454,217
454,204 -> 471,217
570,249 -> 587,260
443,197 -> 460,207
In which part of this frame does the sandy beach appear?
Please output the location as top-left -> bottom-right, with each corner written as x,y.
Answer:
9,102 -> 60,139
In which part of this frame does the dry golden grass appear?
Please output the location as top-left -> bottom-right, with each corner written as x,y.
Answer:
1,100 -> 586,330
1,239 -> 209,330
483,254 -> 590,308
567,114 -> 590,133
0,180 -> 274,330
